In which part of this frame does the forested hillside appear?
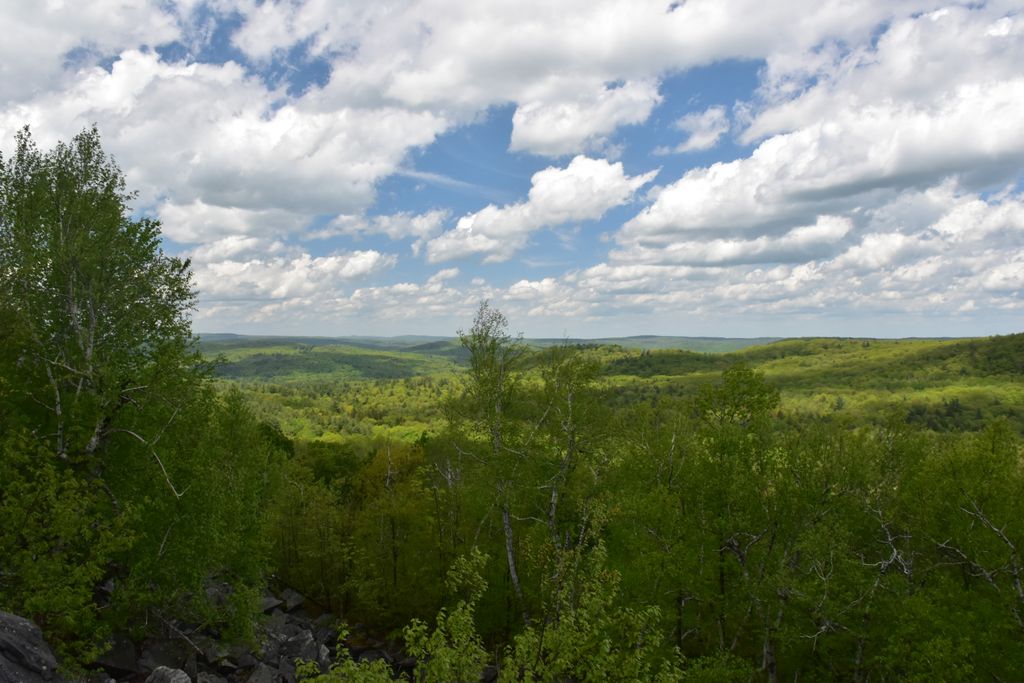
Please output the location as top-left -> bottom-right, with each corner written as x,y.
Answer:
201,332 -> 1024,443
4,128 -> 1024,682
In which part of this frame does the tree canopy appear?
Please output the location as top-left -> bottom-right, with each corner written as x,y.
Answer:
0,126 -> 277,665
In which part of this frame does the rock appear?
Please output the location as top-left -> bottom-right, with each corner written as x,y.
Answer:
144,667 -> 191,683
196,672 -> 226,683
233,653 -> 258,670
0,611 -> 61,683
276,657 -> 296,683
245,663 -> 278,683
138,640 -> 188,673
205,582 -> 231,609
259,595 -> 283,614
311,614 -> 337,647
280,631 -> 318,664
279,590 -> 304,613
184,653 -> 198,682
96,633 -> 139,675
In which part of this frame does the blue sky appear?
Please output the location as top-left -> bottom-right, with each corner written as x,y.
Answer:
2,1 -> 1023,338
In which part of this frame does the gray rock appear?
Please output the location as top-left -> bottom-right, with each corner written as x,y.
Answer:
144,667 -> 191,683
196,672 -> 226,683
245,663 -> 278,683
233,653 -> 258,670
96,633 -> 139,675
279,590 -> 304,612
138,640 -> 188,673
259,596 -> 283,614
280,631 -> 317,664
276,658 -> 296,683
0,612 -> 61,683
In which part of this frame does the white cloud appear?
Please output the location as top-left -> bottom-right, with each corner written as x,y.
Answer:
509,80 -> 662,157
159,200 -> 309,243
0,48 -> 450,215
226,0 -> 930,156
426,156 -> 657,263
321,210 -> 450,254
4,0 -> 1023,336
193,249 -> 396,302
624,79 -> 1024,243
670,105 -> 730,153
0,1 -> 179,102
613,215 -> 852,266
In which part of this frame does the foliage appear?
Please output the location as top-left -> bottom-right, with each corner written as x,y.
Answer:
5,139 -> 1022,683
0,126 -> 278,665
0,428 -> 133,665
404,549 -> 490,683
296,626 -> 396,683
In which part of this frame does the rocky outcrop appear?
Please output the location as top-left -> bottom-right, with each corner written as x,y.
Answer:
3,587 -> 428,683
91,587 -> 360,683
0,612 -> 62,683
145,667 -> 191,683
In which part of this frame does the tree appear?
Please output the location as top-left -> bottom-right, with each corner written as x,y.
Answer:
451,302 -> 530,621
0,126 -> 275,664
0,124 -> 197,484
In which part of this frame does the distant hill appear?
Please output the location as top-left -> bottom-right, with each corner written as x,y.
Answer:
197,332 -> 780,354
196,333 -> 784,382
199,331 -> 1023,434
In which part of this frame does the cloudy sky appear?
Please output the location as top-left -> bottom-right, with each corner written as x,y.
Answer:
3,1 -> 1023,338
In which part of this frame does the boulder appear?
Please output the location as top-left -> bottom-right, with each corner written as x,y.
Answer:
279,631 -> 318,664
96,633 -> 139,676
259,595 -> 283,615
138,639 -> 189,673
245,663 -> 278,683
0,612 -> 61,683
279,590 -> 304,613
145,667 -> 190,683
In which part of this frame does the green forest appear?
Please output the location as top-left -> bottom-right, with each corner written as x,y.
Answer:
3,129 -> 1024,682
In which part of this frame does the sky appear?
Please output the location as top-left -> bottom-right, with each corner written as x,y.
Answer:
2,1 -> 1023,338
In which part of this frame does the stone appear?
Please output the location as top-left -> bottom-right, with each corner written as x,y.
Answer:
245,663 -> 278,683
259,595 -> 283,614
138,640 -> 188,673
0,612 -> 61,683
196,672 -> 226,683
144,667 -> 191,683
277,657 -> 296,683
96,633 -> 139,675
280,631 -> 318,664
279,589 -> 304,612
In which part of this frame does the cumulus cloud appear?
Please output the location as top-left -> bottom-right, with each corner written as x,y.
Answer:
193,249 -> 397,302
668,105 -> 730,153
426,156 -> 657,263
528,184 -> 1024,328
0,49 -> 449,215
226,0 -> 926,155
4,0 -> 1023,335
613,215 -> 852,266
159,200 -> 309,243
0,1 -> 178,102
509,80 -> 662,157
624,79 -> 1024,243
321,210 -> 450,254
